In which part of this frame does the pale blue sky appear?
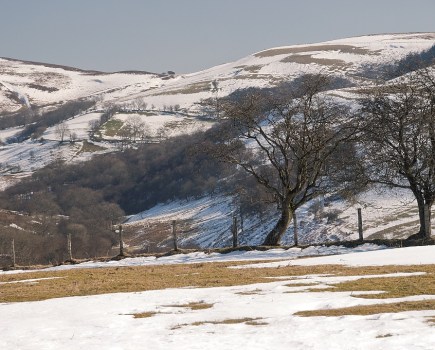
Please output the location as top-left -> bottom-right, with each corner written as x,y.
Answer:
0,0 -> 434,73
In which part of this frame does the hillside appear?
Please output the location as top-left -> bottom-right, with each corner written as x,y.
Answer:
2,33 -> 435,113
0,32 -> 435,259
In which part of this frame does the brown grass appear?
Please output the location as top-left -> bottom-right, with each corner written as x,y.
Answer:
78,140 -> 106,153
174,317 -> 263,329
293,267 -> 435,317
281,55 -> 349,67
131,301 -> 212,319
284,282 -> 319,288
153,81 -> 211,96
241,65 -> 263,73
254,44 -> 379,58
132,311 -> 159,318
0,262 -> 434,304
236,289 -> 264,295
296,300 -> 435,317
102,118 -> 123,136
306,272 -> 435,299
164,301 -> 214,310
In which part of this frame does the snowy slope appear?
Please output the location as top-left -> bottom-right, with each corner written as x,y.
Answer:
1,33 -> 434,114
132,32 -> 435,112
0,58 -> 164,113
124,186 -> 424,250
0,33 -> 434,247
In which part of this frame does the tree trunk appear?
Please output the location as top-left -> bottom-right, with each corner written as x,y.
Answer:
293,211 -> 298,246
263,205 -> 292,246
416,198 -> 432,238
423,203 -> 432,238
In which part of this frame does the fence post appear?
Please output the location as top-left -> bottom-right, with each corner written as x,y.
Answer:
67,233 -> 73,261
118,224 -> 124,256
357,208 -> 363,241
11,239 -> 16,268
172,220 -> 178,251
232,215 -> 238,248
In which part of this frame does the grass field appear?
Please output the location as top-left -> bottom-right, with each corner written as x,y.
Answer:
1,261 -> 434,318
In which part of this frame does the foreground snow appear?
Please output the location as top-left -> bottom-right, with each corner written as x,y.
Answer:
1,243 -> 387,275
1,245 -> 434,349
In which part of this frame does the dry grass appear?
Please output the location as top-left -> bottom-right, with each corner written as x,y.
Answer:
0,262 -> 434,304
284,282 -> 319,288
241,65 -> 263,73
245,319 -> 269,326
102,119 -> 123,136
174,317 -> 263,329
132,311 -> 159,318
165,301 -> 214,310
306,271 -> 435,299
296,300 -> 435,317
78,140 -> 106,153
293,266 -> 435,317
153,81 -> 211,96
236,289 -> 264,295
254,44 -> 378,58
281,54 -> 349,67
131,301 -> 212,319
376,333 -> 393,338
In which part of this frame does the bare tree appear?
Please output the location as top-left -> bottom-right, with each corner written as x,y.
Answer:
211,80 -> 221,118
206,74 -> 359,245
156,127 -> 168,142
88,120 -> 101,139
69,131 -> 78,143
361,68 -> 435,239
55,122 -> 70,143
125,116 -> 149,142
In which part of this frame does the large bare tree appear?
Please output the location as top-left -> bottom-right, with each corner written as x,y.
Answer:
361,68 -> 435,239
206,74 -> 359,245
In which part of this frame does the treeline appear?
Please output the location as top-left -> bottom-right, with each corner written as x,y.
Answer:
360,44 -> 435,80
3,99 -> 96,142
6,130 -> 233,214
0,130 -> 234,263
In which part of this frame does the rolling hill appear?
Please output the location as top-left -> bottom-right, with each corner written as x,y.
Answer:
0,32 -> 434,255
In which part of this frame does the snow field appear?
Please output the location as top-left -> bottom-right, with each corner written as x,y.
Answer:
0,245 -> 434,349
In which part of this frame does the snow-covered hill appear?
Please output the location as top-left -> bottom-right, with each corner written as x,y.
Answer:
2,33 -> 434,114
1,32 -> 434,249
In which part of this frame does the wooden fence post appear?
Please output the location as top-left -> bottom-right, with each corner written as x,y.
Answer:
172,220 -> 178,251
11,239 -> 16,268
357,208 -> 363,241
118,224 -> 124,256
232,215 -> 238,248
67,233 -> 73,261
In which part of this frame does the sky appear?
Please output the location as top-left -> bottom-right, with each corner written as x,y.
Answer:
0,0 -> 434,74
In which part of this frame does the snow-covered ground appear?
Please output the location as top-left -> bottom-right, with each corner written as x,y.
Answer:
0,243 -> 388,275
0,245 -> 434,349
